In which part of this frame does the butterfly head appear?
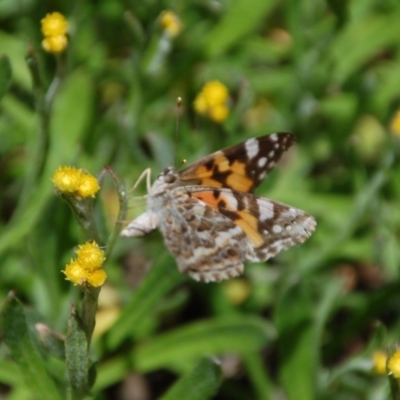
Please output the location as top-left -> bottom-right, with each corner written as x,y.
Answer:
151,166 -> 178,194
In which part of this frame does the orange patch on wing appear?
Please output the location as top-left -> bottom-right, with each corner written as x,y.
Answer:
192,192 -> 220,210
213,154 -> 230,172
234,211 -> 264,247
226,173 -> 253,192
195,165 -> 212,176
199,178 -> 224,188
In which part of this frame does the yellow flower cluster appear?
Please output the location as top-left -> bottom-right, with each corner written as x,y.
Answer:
159,10 -> 182,37
41,12 -> 68,53
52,166 -> 100,198
193,81 -> 230,123
63,241 -> 107,287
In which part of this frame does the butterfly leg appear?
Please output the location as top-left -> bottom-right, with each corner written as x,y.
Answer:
129,168 -> 153,193
122,168 -> 159,237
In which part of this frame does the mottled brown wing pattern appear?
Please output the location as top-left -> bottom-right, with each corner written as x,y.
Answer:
189,188 -> 316,263
177,133 -> 295,193
159,187 -> 250,282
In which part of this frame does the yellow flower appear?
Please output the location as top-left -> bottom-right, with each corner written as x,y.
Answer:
87,268 -> 107,287
63,260 -> 89,286
160,11 -> 182,37
41,12 -> 68,37
52,166 -> 100,198
372,351 -> 387,375
63,260 -> 107,288
389,109 -> 400,136
193,81 -> 230,122
42,35 -> 68,53
200,81 -> 229,107
52,166 -> 83,193
388,350 -> 400,378
209,104 -> 230,123
75,242 -> 106,271
41,12 -> 68,53
76,173 -> 101,198
63,242 -> 107,288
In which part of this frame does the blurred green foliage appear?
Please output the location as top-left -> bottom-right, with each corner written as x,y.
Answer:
1,0 -> 400,399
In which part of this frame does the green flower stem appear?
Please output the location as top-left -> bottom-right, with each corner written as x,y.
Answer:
80,286 -> 101,346
64,196 -> 101,243
45,52 -> 66,109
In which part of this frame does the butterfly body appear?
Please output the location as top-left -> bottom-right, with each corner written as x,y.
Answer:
122,133 -> 316,282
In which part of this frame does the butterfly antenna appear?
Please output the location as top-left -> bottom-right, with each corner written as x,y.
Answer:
173,96 -> 182,168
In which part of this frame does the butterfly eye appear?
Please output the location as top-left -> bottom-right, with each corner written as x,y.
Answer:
163,167 -> 176,183
164,174 -> 176,183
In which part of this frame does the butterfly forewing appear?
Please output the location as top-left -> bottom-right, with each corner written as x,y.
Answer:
177,133 -> 295,193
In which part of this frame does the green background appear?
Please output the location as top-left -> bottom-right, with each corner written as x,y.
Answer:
1,0 -> 400,399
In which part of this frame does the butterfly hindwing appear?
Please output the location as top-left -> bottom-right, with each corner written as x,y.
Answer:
189,187 -> 316,262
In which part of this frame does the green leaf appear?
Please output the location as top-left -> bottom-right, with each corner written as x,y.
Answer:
160,358 -> 223,400
105,254 -> 185,350
329,11 -> 400,83
49,68 -> 95,169
242,353 -> 274,399
202,0 -> 278,57
0,294 -> 62,400
65,306 -> 90,398
133,316 -> 275,372
275,283 -> 316,400
0,54 -> 12,102
0,31 -> 30,89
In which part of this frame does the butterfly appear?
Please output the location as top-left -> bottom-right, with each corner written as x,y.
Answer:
121,133 -> 316,282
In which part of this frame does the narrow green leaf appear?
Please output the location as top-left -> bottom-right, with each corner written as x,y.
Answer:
203,0 -> 277,56
0,54 -> 12,102
49,68 -> 95,169
243,353 -> 274,399
65,306 -> 90,398
160,358 -> 223,400
0,294 -> 62,400
0,31 -> 30,89
133,316 -> 275,372
106,254 -> 184,350
275,283 -> 316,400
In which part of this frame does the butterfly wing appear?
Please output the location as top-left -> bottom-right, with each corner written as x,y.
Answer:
158,187 -> 249,282
159,186 -> 316,282
177,132 -> 295,193
189,187 -> 316,262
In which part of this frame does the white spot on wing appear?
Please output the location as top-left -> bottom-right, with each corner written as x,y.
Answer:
222,193 -> 238,209
258,199 -> 274,221
272,224 -> 283,233
269,133 -> 278,141
258,157 -> 267,168
245,138 -> 259,159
